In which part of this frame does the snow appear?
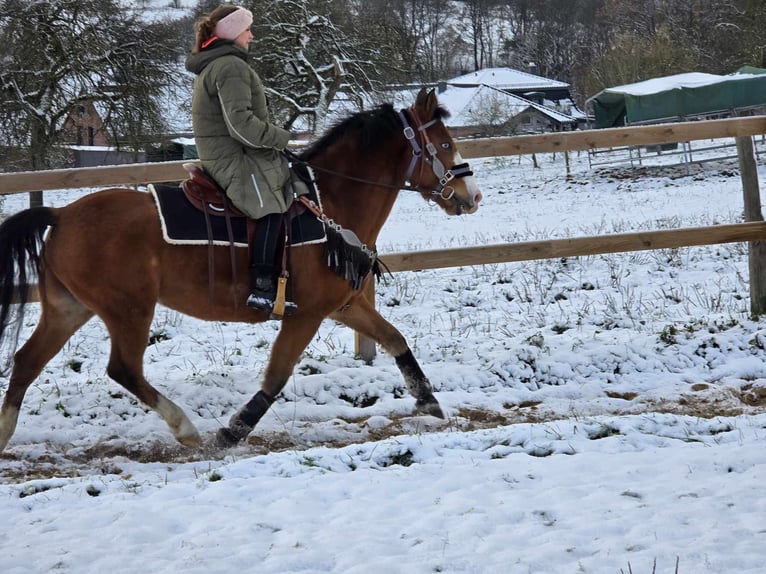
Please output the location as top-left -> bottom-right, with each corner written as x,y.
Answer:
2,140 -> 766,573
448,67 -> 570,91
122,0 -> 198,20
603,71 -> 765,97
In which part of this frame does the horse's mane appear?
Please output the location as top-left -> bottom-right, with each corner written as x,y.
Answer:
299,103 -> 450,162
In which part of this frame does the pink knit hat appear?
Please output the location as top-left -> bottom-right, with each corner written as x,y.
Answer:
214,7 -> 254,40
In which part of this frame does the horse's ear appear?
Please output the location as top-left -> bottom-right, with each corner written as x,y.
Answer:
415,87 -> 438,116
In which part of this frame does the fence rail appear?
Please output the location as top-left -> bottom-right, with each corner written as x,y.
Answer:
1,115 -> 765,361
2,116 -> 766,194
379,222 -> 766,272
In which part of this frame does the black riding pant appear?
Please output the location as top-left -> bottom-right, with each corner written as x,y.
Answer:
251,212 -> 282,268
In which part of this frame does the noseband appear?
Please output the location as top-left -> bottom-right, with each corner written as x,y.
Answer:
398,107 -> 474,210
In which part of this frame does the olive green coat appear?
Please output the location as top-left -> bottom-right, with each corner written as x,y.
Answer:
186,42 -> 292,219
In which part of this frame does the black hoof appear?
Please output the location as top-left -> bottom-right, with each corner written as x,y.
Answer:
216,426 -> 244,448
415,398 -> 445,419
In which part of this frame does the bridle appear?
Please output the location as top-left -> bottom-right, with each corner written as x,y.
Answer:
397,107 -> 474,209
284,106 -> 474,213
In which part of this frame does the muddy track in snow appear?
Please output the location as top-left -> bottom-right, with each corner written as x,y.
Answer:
1,387 -> 764,485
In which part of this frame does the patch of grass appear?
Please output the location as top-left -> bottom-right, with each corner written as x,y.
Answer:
524,332 -> 545,349
147,330 -> 170,345
338,392 -> 379,408
208,470 -> 223,482
19,483 -> 56,498
66,359 -> 83,373
551,323 -> 570,334
605,391 -> 638,401
659,324 -> 678,345
381,449 -> 415,467
587,423 -> 622,440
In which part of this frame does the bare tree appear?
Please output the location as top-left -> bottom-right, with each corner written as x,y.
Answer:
228,0 -> 377,134
466,89 -> 523,135
461,0 -> 499,71
348,0 -> 462,82
0,0 -> 185,204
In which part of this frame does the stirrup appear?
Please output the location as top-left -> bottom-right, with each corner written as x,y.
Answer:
246,293 -> 275,311
270,276 -> 297,319
245,295 -> 297,318
246,276 -> 297,319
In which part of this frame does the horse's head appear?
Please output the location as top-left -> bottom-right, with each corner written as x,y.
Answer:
402,88 -> 482,216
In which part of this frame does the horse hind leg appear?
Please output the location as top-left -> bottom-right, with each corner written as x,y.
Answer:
0,284 -> 94,451
217,313 -> 326,447
329,292 -> 445,419
102,309 -> 201,448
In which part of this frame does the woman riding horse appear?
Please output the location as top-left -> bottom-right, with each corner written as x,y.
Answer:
186,4 -> 298,313
0,88 -> 481,452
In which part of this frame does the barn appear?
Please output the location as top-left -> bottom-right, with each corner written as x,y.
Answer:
587,68 -> 766,128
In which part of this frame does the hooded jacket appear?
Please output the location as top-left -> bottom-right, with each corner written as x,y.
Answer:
185,41 -> 292,219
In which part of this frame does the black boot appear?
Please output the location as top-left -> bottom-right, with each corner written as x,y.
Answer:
246,265 -> 277,310
246,265 -> 298,316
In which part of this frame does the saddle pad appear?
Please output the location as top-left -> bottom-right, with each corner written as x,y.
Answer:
149,183 -> 326,248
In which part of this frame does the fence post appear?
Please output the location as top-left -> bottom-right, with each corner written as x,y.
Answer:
28,191 -> 43,208
354,279 -> 377,363
737,136 -> 766,315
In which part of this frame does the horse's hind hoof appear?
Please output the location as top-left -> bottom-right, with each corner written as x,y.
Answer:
177,431 -> 202,448
415,398 -> 445,419
216,427 -> 243,448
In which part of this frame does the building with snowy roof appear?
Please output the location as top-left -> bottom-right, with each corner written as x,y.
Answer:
446,67 -> 573,104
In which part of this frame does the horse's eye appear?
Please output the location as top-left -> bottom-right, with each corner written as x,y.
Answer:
441,142 -> 451,150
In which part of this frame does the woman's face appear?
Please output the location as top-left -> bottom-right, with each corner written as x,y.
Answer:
233,27 -> 253,49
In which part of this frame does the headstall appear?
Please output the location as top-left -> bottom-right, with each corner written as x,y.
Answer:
397,107 -> 473,204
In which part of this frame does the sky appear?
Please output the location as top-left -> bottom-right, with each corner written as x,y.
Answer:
1,140 -> 766,573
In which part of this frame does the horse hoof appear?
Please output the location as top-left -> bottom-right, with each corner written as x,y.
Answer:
177,431 -> 202,448
216,427 -> 243,448
415,399 -> 445,419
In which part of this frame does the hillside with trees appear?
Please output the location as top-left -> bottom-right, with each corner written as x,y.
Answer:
1,0 -> 765,175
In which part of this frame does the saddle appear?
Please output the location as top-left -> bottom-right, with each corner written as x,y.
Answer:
179,163 -> 292,318
181,162 -> 247,218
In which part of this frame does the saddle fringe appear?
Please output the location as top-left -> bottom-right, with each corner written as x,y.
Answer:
324,225 -> 384,290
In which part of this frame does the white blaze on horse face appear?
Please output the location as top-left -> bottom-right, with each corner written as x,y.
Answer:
454,151 -> 482,214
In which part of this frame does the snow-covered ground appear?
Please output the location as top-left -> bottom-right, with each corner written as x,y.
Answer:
2,141 -> 766,573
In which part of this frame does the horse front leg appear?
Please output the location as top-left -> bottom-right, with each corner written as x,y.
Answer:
329,290 -> 445,419
217,313 -> 326,447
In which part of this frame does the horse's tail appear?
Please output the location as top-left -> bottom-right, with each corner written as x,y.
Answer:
0,206 -> 58,351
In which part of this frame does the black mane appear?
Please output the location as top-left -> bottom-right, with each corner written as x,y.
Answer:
299,103 -> 401,162
299,100 -> 452,163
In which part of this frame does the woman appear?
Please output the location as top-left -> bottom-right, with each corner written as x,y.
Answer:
186,4 -> 297,314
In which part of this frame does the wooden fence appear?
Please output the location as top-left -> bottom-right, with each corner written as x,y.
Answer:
1,116 -> 765,361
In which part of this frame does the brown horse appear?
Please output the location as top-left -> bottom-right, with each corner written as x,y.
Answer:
0,89 -> 481,451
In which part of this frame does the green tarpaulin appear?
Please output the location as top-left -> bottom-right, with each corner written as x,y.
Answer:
588,70 -> 766,128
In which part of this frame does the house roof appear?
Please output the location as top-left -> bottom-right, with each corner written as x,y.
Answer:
374,84 -> 574,127
433,85 -> 576,127
446,67 -> 570,91
302,83 -> 577,133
